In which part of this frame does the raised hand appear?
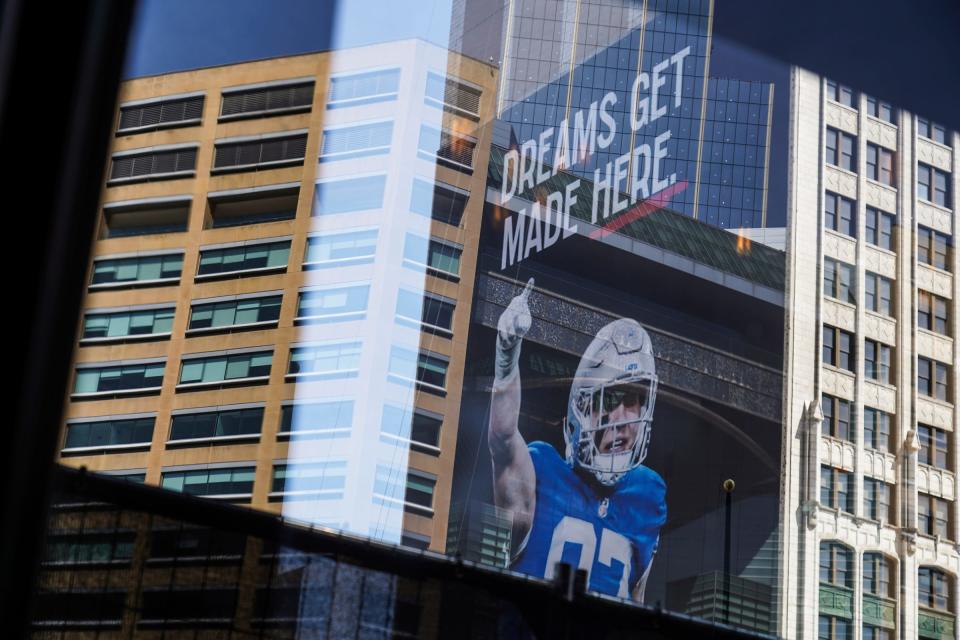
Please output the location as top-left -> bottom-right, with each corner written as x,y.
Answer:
495,278 -> 535,382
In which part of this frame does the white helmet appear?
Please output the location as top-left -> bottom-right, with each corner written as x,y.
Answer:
564,318 -> 658,486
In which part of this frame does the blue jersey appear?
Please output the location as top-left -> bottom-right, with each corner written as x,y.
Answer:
512,441 -> 667,599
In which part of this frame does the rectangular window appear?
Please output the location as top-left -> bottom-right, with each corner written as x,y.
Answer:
82,307 -> 175,341
213,133 -> 308,172
118,94 -> 204,133
271,461 -> 346,498
220,80 -> 314,120
863,478 -> 893,522
918,357 -> 951,401
825,127 -> 857,172
919,567 -> 953,611
866,143 -> 895,186
178,350 -> 272,387
63,416 -> 155,452
864,339 -> 893,384
864,207 -> 895,250
109,146 -> 197,183
823,325 -> 855,372
918,118 -> 950,146
296,285 -> 369,323
823,258 -> 856,304
918,290 -> 950,335
821,394 -> 853,442
402,234 -> 462,278
287,342 -> 361,378
304,228 -> 378,267
103,199 -> 190,238
196,240 -> 290,277
208,187 -> 299,228
824,192 -> 857,237
90,253 -> 183,287
313,175 -> 386,215
918,163 -> 953,208
918,493 -> 952,539
865,96 -> 895,124
169,407 -> 263,442
161,467 -> 255,499
863,408 -> 892,453
73,361 -> 165,396
417,124 -> 476,172
826,80 -> 857,108
278,401 -> 353,438
320,121 -> 393,161
864,272 -> 894,316
327,69 -> 400,108
395,289 -> 455,333
918,424 -> 950,470
188,295 -> 282,332
862,553 -> 893,598
424,72 -> 482,119
410,178 -> 469,226
917,226 -> 952,271
388,346 -> 449,392
380,404 -> 443,451
820,465 -> 854,513
44,532 -> 136,566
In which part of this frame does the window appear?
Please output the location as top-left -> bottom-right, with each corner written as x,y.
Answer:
63,416 -> 155,452
417,124 -> 476,172
917,118 -> 950,146
395,289 -> 455,333
865,96 -> 895,124
327,68 -> 400,108
304,229 -> 378,267
207,185 -> 299,228
161,466 -> 255,499
410,178 -> 469,226
863,272 -> 893,316
178,350 -> 272,387
33,592 -> 126,626
865,207 -> 895,250
373,465 -> 437,514
140,589 -> 238,624
424,72 -> 482,119
863,408 -> 893,453
865,143 -> 895,186
821,466 -> 854,513
918,357 -> 951,401
917,226 -> 952,271
320,121 -> 393,161
402,234 -> 462,278
313,175 -> 386,215
168,407 -> 264,442
102,198 -> 190,238
818,616 -> 852,640
73,361 -> 165,396
213,132 -> 308,172
822,325 -> 855,372
296,285 -> 370,323
220,80 -> 314,120
196,240 -> 290,277
918,290 -> 950,335
188,295 -> 282,332
271,461 -> 346,499
90,252 -> 183,287
148,528 -> 246,562
118,94 -> 204,133
401,532 -> 431,551
863,553 -> 894,598
824,192 -> 856,237
287,342 -> 361,378
278,400 -> 353,438
864,339 -> 893,384
918,493 -> 952,539
863,477 -> 893,522
821,394 -> 853,442
825,128 -> 857,172
388,346 -> 449,392
44,532 -> 136,565
918,163 -> 952,208
108,145 -> 197,183
820,541 -> 854,587
380,404 -> 443,451
82,306 -> 175,341
826,80 -> 857,108
823,258 -> 855,304
918,567 -> 953,611
918,424 -> 950,470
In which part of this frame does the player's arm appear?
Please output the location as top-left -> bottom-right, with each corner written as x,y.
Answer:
488,278 -> 536,544
631,536 -> 659,603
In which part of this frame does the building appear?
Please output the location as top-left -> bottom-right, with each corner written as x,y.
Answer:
781,71 -> 959,638
56,39 -> 500,554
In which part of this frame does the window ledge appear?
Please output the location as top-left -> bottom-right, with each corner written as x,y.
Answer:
276,428 -> 351,439
401,258 -> 460,282
194,265 -> 287,282
824,164 -> 858,179
917,198 -> 954,215
865,178 -> 897,191
294,312 -> 366,325
424,97 -> 480,121
72,387 -> 163,400
210,158 -> 304,175
417,150 -> 474,174
386,373 -> 447,397
379,432 -> 441,456
373,493 -> 434,517
217,105 -> 312,122
285,370 -> 359,382
395,315 -> 453,338
863,310 -> 896,323
116,119 -> 202,135
185,320 -> 279,336
302,256 -> 374,270
61,442 -> 151,455
166,434 -> 260,446
326,93 -> 398,109
80,332 -> 173,345
107,171 -> 196,186
175,376 -> 270,392
88,277 -> 180,291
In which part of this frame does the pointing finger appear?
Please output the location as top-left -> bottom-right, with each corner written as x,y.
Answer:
520,277 -> 535,301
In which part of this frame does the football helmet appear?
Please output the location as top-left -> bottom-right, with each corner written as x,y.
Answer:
564,318 -> 658,485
